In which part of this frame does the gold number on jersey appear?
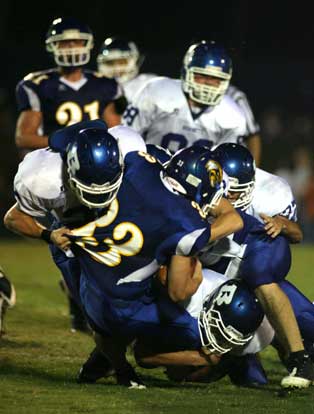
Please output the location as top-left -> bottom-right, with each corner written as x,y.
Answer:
84,101 -> 99,120
191,201 -> 207,219
71,199 -> 144,267
56,100 -> 100,126
138,151 -> 157,163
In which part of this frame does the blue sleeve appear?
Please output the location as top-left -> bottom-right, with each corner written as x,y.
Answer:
156,225 -> 210,264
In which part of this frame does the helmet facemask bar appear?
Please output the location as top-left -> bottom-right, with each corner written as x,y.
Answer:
198,306 -> 253,355
68,170 -> 123,209
46,31 -> 93,67
184,67 -> 231,106
228,177 -> 255,210
201,184 -> 224,217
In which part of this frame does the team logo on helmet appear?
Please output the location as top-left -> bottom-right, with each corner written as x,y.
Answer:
205,160 -> 222,188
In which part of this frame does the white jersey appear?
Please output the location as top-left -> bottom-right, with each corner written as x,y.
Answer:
226,85 -> 260,136
247,168 -> 297,222
13,125 -> 146,222
122,73 -> 157,103
122,76 -> 247,153
183,268 -> 274,355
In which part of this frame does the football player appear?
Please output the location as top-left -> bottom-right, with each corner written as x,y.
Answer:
4,120 -> 243,388
96,37 -> 157,103
14,17 -> 127,332
210,143 -> 302,243
122,40 -> 248,155
15,17 -> 126,153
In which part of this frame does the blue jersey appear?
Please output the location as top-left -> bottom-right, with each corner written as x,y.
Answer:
68,151 -> 210,334
203,211 -> 291,289
16,68 -> 121,135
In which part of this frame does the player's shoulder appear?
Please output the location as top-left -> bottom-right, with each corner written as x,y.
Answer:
84,69 -> 118,85
212,94 -> 246,127
226,84 -> 248,101
256,168 -> 292,192
15,149 -> 63,199
18,68 -> 58,87
108,125 -> 146,157
141,76 -> 180,95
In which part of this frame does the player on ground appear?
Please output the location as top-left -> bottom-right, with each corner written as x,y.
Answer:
4,121 -> 243,387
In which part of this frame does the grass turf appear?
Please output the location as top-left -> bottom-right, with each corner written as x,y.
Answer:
1,240 -> 314,413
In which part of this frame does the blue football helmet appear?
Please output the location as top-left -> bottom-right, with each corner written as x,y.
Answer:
97,37 -> 143,82
181,40 -> 232,106
164,146 -> 224,216
66,127 -> 123,208
45,17 -> 94,67
211,143 -> 256,210
199,278 -> 264,355
146,144 -> 171,166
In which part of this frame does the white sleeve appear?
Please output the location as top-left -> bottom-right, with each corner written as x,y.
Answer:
121,82 -> 157,134
227,87 -> 260,135
14,174 -> 48,217
108,125 -> 146,158
234,316 -> 274,355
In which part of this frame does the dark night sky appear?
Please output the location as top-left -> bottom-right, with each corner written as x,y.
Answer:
1,0 -> 314,114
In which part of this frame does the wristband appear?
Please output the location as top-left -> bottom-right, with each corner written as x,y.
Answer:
41,229 -> 52,244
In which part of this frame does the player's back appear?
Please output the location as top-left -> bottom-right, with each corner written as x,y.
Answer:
247,168 -> 297,221
71,151 -> 210,299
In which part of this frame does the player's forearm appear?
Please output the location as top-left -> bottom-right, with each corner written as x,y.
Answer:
210,210 -> 243,242
3,205 -> 45,239
136,349 -> 215,368
15,132 -> 49,149
167,256 -> 201,302
277,216 -> 303,243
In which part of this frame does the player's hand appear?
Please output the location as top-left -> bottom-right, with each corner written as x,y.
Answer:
260,213 -> 283,238
50,227 -> 73,250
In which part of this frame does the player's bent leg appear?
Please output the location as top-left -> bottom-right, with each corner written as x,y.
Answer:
77,346 -> 115,383
255,283 -> 314,388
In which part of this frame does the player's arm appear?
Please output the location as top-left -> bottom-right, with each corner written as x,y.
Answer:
3,203 -> 71,250
15,110 -> 49,149
260,213 -> 303,243
209,198 -> 243,242
246,134 -> 262,167
167,256 -> 203,302
135,346 -> 220,368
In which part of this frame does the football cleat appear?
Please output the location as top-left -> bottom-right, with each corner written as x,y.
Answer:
281,351 -> 314,389
116,364 -> 146,389
77,347 -> 115,383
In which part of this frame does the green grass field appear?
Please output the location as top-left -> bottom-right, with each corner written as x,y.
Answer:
1,239 -> 314,414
